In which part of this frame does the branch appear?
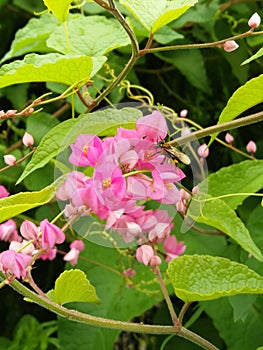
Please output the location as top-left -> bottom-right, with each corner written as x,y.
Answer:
89,0 -> 140,111
140,30 -> 263,55
2,275 -> 219,349
168,111 -> 263,146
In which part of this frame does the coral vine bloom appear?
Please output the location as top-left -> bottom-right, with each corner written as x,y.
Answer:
40,219 -> 65,260
163,235 -> 186,261
69,134 -> 105,166
136,111 -> 168,142
0,250 -> 32,279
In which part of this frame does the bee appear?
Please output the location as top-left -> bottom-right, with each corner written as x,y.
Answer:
158,140 -> 191,165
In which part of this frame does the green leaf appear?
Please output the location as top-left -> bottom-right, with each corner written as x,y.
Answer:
0,179 -> 63,223
17,108 -> 142,184
47,269 -> 100,305
210,75 -> 263,143
156,49 -> 211,93
201,297 -> 263,350
167,255 -> 263,302
43,0 -> 73,22
198,160 -> 263,210
120,0 -> 197,33
47,15 -> 130,56
188,195 -> 263,261
154,25 -> 184,44
1,14 -> 58,63
0,53 -> 106,88
242,47 -> 263,65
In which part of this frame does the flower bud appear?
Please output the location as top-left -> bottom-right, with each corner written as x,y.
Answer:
223,40 -> 239,53
197,144 -> 209,158
246,140 -> 257,154
225,132 -> 234,144
149,255 -> 162,267
22,132 -> 34,147
192,185 -> 199,195
248,12 -> 261,29
123,268 -> 136,278
6,110 -> 17,117
180,109 -> 188,118
0,185 -> 9,198
3,154 -> 16,166
136,245 -> 154,265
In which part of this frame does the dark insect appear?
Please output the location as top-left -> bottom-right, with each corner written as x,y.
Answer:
158,140 -> 191,165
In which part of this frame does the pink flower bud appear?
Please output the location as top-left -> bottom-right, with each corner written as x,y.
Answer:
225,132 -> 234,144
0,185 -> 9,198
3,154 -> 16,166
20,220 -> 38,241
223,40 -> 239,53
136,245 -> 154,265
197,144 -> 209,158
192,185 -> 199,195
180,109 -> 188,118
246,140 -> 257,154
149,255 -> 162,267
123,268 -> 136,278
22,132 -> 34,147
6,110 -> 17,117
70,240 -> 85,251
248,12 -> 261,29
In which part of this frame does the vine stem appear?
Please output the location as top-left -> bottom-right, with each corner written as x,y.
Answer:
168,111 -> 263,146
153,266 -> 180,328
140,29 -> 263,54
89,0 -> 139,111
2,274 -> 218,349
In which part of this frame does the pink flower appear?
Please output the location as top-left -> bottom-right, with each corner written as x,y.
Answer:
0,219 -> 21,243
3,154 -> 16,166
223,40 -> 239,52
148,164 -> 185,204
20,220 -> 39,241
40,219 -> 65,260
0,185 -> 9,198
197,144 -> 209,158
0,250 -> 32,279
246,140 -> 257,154
136,111 -> 168,142
56,171 -> 89,201
69,134 -> 105,166
225,133 -> 234,144
147,210 -> 173,243
136,245 -> 154,265
163,235 -> 186,262
93,162 -> 126,210
64,240 -> 85,266
22,132 -> 34,147
126,174 -> 150,201
248,12 -> 261,29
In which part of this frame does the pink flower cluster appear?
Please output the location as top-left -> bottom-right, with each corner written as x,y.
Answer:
0,218 -> 65,279
0,186 -> 66,279
57,111 -> 186,264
